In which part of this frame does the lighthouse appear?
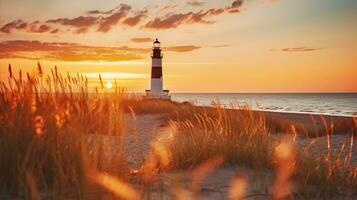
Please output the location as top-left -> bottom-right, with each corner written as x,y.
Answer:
146,38 -> 170,99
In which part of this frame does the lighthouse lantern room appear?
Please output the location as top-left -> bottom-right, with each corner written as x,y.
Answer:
146,38 -> 170,99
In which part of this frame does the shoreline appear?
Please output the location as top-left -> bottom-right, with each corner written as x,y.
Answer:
190,104 -> 355,124
196,104 -> 357,118
178,103 -> 356,136
260,109 -> 356,136
251,108 -> 356,118
257,109 -> 354,125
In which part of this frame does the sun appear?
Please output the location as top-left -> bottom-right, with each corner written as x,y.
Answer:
105,82 -> 113,89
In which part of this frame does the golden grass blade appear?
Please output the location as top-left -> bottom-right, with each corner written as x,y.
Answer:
91,172 -> 140,200
228,176 -> 247,200
273,141 -> 296,200
174,188 -> 194,200
25,171 -> 39,200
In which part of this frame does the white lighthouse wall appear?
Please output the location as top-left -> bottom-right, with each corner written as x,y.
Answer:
152,59 -> 162,67
151,78 -> 163,96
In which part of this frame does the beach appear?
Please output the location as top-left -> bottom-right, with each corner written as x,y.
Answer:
123,107 -> 357,165
87,105 -> 356,199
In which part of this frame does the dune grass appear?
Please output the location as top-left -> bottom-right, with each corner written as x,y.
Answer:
159,103 -> 357,198
0,65 -> 129,198
1,64 -> 356,199
163,106 -> 271,169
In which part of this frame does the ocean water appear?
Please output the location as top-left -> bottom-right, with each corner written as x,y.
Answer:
171,93 -> 357,117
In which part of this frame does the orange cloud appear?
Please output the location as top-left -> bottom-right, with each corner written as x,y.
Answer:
272,47 -> 324,52
130,37 -> 153,43
0,40 -> 201,62
0,1 -> 244,34
86,8 -> 116,15
46,16 -> 98,28
165,45 -> 201,52
97,4 -> 132,32
0,40 -> 143,62
30,24 -> 52,33
145,8 -> 225,29
231,0 -> 244,8
122,10 -> 148,26
145,0 -> 243,29
0,19 -> 28,33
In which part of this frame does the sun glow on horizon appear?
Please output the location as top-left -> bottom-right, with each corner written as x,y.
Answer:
105,82 -> 113,89
83,72 -> 147,80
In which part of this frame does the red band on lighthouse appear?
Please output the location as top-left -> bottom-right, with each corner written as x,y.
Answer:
151,67 -> 162,78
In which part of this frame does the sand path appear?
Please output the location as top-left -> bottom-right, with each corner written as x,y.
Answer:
124,114 -> 167,168
86,114 -> 166,170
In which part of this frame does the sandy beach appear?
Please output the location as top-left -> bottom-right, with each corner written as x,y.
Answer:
85,106 -> 356,199
122,109 -> 356,164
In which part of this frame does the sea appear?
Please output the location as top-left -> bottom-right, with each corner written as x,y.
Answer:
171,93 -> 357,117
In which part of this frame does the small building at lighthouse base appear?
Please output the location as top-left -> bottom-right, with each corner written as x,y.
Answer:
145,89 -> 171,100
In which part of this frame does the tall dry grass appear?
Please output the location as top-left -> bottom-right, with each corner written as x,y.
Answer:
0,64 -> 129,199
295,136 -> 357,198
158,102 -> 357,198
164,105 -> 271,169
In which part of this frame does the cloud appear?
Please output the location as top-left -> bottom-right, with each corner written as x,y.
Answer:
1,16 -> 97,34
0,19 -> 28,33
0,40 -> 143,62
231,0 -> 244,8
130,37 -> 153,43
50,29 -> 59,34
0,1 -> 244,34
145,1 -> 243,29
145,8 -> 225,29
165,45 -> 201,52
227,0 -> 244,13
145,12 -> 202,29
97,12 -> 127,32
31,24 -> 52,33
158,5 -> 179,13
0,40 -> 201,62
0,4 -> 133,34
273,47 -> 324,52
122,10 -> 148,26
46,16 -> 98,28
187,0 -> 206,7
87,8 -> 115,15
97,4 -> 132,32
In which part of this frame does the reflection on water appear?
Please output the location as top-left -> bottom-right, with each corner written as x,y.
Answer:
172,93 -> 357,117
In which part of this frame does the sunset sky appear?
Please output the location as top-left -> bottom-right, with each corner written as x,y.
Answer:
1,0 -> 356,93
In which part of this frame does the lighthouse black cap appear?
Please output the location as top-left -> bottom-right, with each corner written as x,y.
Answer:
152,38 -> 163,59
154,38 -> 160,44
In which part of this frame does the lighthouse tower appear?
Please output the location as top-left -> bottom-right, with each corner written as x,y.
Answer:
146,38 -> 170,99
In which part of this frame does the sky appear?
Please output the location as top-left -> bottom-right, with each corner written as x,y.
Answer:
0,0 -> 357,93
